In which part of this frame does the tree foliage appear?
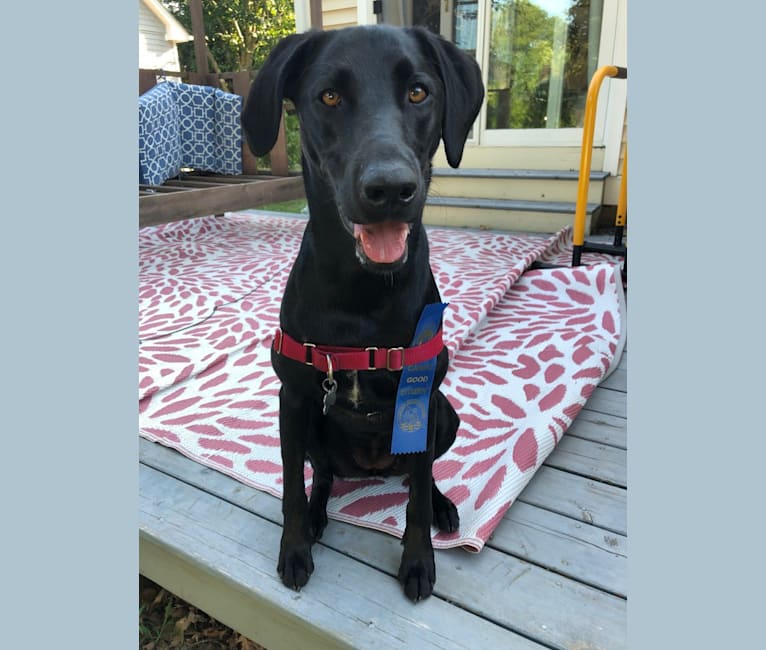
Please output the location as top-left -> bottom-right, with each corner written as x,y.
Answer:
163,1 -> 301,170
165,0 -> 296,72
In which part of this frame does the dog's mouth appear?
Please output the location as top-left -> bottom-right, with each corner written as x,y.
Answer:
353,221 -> 413,266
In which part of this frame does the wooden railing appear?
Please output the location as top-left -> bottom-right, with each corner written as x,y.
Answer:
138,67 -> 303,228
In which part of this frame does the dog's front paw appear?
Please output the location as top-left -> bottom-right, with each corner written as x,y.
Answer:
397,546 -> 436,602
277,539 -> 314,591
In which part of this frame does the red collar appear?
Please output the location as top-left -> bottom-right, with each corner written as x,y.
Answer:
272,327 -> 444,373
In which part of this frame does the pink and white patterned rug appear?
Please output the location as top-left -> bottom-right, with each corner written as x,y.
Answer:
139,211 -> 625,552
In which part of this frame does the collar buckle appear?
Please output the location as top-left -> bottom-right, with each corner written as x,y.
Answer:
365,347 -> 378,370
386,347 -> 405,372
303,342 -> 316,366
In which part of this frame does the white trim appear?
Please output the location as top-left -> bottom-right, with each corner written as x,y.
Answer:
546,17 -> 568,130
463,0 -> 486,148
479,129 -> 590,148
602,0 -> 627,175
357,0 -> 376,25
475,0 -> 489,145
439,0 -> 453,39
294,0 -> 311,32
478,0 -> 626,160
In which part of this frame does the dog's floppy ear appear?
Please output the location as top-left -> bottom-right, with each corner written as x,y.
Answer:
241,31 -> 315,157
411,28 -> 485,168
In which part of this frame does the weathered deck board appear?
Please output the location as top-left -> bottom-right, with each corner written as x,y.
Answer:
489,501 -> 627,597
141,439 -> 626,649
583,386 -> 627,419
545,435 -> 627,487
139,333 -> 628,649
141,463 -> 546,650
516,465 -> 627,535
565,409 -> 627,449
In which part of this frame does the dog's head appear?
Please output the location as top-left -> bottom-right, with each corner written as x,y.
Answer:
242,25 -> 484,272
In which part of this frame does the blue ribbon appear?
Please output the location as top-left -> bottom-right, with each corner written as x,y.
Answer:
391,302 -> 448,454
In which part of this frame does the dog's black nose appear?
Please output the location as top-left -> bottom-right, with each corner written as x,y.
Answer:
359,162 -> 419,211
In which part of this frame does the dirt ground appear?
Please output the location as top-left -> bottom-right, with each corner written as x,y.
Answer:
139,575 -> 267,649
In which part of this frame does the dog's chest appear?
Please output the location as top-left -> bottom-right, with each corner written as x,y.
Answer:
318,370 -> 405,477
332,369 -> 399,411
344,370 -> 364,410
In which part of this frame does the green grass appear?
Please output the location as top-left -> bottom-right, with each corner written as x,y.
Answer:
258,198 -> 307,213
139,597 -> 176,647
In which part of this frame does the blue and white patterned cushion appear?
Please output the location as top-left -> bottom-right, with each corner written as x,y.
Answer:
138,81 -> 243,186
214,89 -> 243,175
138,83 -> 181,186
175,82 -> 217,171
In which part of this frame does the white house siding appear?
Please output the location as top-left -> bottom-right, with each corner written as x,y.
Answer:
139,1 -> 183,72
322,0 -> 358,30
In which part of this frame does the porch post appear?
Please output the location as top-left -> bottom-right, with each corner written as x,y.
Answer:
189,0 -> 209,75
310,0 -> 324,29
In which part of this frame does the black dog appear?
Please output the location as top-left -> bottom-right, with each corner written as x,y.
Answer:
241,25 -> 483,601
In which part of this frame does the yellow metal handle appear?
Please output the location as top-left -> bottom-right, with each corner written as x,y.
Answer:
573,65 -> 627,248
615,146 -> 627,227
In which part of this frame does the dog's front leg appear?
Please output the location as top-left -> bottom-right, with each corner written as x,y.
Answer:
399,448 -> 436,601
277,384 -> 316,590
398,397 -> 439,601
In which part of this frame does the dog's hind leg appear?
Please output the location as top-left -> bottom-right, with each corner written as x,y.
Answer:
433,390 -> 459,458
432,390 -> 460,533
307,466 -> 333,543
432,479 -> 459,533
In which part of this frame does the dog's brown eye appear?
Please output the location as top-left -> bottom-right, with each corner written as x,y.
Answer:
408,84 -> 428,104
321,89 -> 342,107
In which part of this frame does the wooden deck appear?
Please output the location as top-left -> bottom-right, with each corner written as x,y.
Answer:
139,173 -> 305,228
138,67 -> 305,230
139,347 -> 627,649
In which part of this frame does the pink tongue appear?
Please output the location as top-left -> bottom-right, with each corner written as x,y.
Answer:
354,222 -> 409,264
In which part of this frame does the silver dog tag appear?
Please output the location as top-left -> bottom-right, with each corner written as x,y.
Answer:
321,354 -> 337,415
322,378 -> 337,415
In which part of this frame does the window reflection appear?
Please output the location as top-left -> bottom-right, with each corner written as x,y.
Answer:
487,0 -> 602,130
